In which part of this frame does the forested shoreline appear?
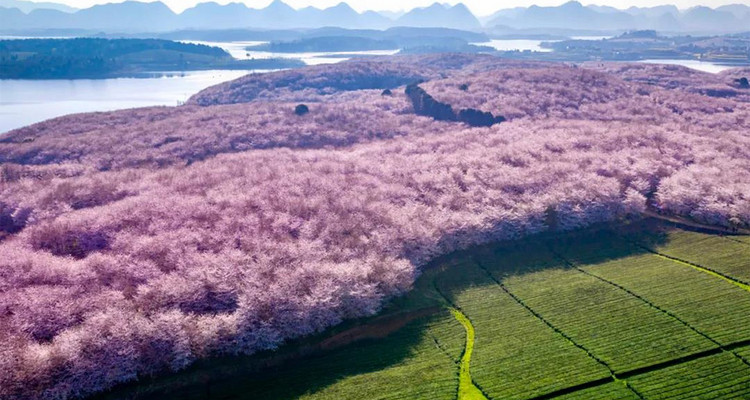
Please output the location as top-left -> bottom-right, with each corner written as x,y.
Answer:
0,38 -> 304,79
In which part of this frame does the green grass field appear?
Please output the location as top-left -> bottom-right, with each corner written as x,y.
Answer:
96,220 -> 750,400
626,228 -> 750,285
629,351 -> 750,399
434,260 -> 611,399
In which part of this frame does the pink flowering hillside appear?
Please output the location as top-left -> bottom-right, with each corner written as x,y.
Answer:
1,55 -> 749,400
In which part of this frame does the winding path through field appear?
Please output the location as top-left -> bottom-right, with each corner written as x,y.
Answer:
450,308 -> 488,400
644,211 -> 750,235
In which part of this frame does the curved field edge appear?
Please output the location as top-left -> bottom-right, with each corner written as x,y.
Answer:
90,220 -> 750,400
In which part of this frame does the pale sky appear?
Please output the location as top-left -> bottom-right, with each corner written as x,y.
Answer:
35,0 -> 750,16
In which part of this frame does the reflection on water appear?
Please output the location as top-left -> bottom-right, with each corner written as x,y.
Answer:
638,59 -> 735,74
0,37 -> 405,133
473,36 -> 610,53
180,40 -> 400,65
473,39 -> 556,52
569,35 -> 613,40
0,70 -> 252,133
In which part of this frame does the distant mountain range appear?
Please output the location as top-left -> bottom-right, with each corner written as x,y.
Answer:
0,0 -> 76,13
1,0 -> 750,34
396,3 -> 481,31
485,1 -> 750,33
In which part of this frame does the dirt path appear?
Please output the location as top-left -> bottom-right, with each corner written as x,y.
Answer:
643,210 -> 750,235
318,307 -> 440,351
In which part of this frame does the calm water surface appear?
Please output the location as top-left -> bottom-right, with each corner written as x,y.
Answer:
180,40 -> 400,65
0,40 -> 402,133
474,39 -> 557,52
473,36 -> 611,52
638,59 -> 736,74
0,70 -> 253,133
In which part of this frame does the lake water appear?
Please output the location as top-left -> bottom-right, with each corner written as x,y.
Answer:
473,36 -> 611,53
0,70 -> 253,133
638,59 -> 736,74
181,40 -> 400,65
475,39 -> 556,52
0,40 -> 403,133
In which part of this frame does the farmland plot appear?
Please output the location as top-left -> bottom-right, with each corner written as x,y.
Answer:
628,352 -> 750,399
93,311 -> 460,400
552,382 -> 640,400
481,248 -> 717,373
434,260 -> 611,400
227,313 -> 459,400
737,346 -> 750,363
630,229 -> 750,285
551,236 -> 750,345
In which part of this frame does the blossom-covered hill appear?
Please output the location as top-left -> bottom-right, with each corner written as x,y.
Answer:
1,54 -> 749,400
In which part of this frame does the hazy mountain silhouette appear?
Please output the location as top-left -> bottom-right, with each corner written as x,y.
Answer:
72,1 -> 179,31
2,0 -> 750,35
164,1 -> 389,31
715,4 -> 750,19
681,6 -> 743,31
487,1 -> 637,30
297,3 -> 391,29
486,1 -> 750,33
624,5 -> 680,18
396,3 -> 481,31
0,0 -> 75,13
179,2 -> 254,30
0,6 -> 26,29
377,10 -> 406,20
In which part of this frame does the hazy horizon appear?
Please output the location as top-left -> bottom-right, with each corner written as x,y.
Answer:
17,0 -> 750,16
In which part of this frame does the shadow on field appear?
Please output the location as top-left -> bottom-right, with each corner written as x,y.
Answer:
93,314 -> 438,400
439,220 -> 669,282
93,219 -> 674,400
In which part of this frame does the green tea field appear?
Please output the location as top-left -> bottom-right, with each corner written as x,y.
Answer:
96,220 -> 750,400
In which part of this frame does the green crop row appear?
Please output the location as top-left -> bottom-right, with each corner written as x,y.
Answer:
628,351 -> 750,399
205,312 -> 459,400
737,346 -> 750,364
476,245 -> 716,373
627,228 -> 750,285
565,242 -> 750,346
434,260 -> 611,400
553,382 -> 640,400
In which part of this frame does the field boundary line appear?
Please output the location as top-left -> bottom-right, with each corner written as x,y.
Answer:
617,339 -> 750,379
550,248 -> 750,369
652,253 -> 750,291
620,235 -> 750,291
429,333 -> 461,365
721,236 -> 750,246
726,340 -> 750,351
523,376 -> 615,400
616,347 -> 722,378
472,259 -> 646,400
526,340 -> 750,400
